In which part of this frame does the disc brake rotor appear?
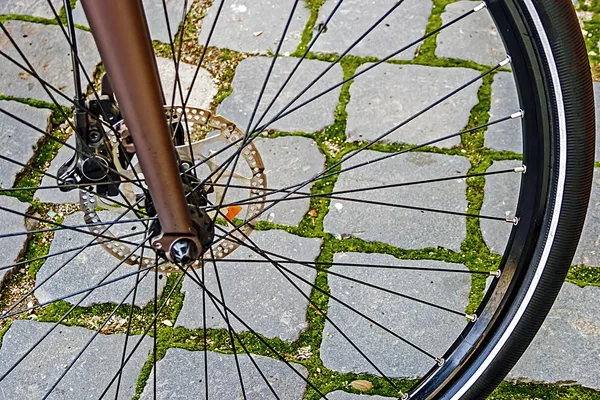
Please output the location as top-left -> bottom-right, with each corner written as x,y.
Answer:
79,106 -> 267,271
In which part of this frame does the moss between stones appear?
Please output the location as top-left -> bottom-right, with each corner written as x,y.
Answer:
1,1 -> 599,399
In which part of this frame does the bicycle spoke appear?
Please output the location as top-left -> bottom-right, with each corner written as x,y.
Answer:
0,230 -> 146,274
175,266 -> 330,400
253,3 -> 484,134
114,229 -> 150,400
41,267 -> 153,400
207,247 -> 247,399
0,237 -> 151,383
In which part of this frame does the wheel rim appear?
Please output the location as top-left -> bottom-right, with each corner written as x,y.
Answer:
0,1 -> 561,399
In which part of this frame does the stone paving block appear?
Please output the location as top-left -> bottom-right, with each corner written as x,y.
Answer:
508,283 -> 600,389
0,320 -> 152,400
480,160 -> 522,255
0,100 -> 50,188
177,230 -> 322,342
34,211 -> 166,307
198,0 -> 309,55
323,392 -> 397,400
0,196 -> 30,283
0,0 -> 63,19
218,56 -> 343,133
312,0 -> 432,61
323,151 -> 469,252
595,83 -> 600,162
253,136 -> 326,226
156,57 -> 217,109
73,0 -> 192,44
321,253 -> 471,378
345,63 -> 480,147
36,134 -> 79,204
436,1 -> 507,66
0,21 -> 100,106
140,348 -> 308,399
574,168 -> 600,266
485,72 -> 523,153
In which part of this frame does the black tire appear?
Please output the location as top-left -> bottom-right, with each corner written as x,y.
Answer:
411,0 -> 595,398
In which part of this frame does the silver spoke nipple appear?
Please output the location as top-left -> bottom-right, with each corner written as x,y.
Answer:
436,357 -> 446,367
500,56 -> 512,67
514,165 -> 527,174
490,269 -> 502,278
511,109 -> 525,119
399,391 -> 410,400
506,216 -> 520,225
466,314 -> 478,322
474,1 -> 487,12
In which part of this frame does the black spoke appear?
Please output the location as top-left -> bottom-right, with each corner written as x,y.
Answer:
41,266 -> 154,400
207,247 -> 247,399
214,222 -> 443,366
250,0 -> 345,133
114,230 -> 149,400
208,204 -> 407,392
253,4 -> 482,134
0,237 -> 152,383
95,267 -> 190,400
0,230 -> 146,273
176,265 -> 330,400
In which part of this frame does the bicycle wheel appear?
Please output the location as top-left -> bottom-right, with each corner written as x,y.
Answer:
0,0 -> 594,399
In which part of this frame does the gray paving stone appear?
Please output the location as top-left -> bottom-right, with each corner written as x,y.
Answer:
35,211 -> 166,307
0,100 -> 50,188
574,168 -> 600,266
312,0 -> 432,61
73,0 -> 192,44
177,230 -> 322,342
0,21 -> 100,106
508,283 -> 600,389
140,348 -> 308,399
480,160 -> 522,254
321,253 -> 471,378
436,1 -> 507,66
218,56 -> 343,133
198,0 -> 309,55
0,0 -> 63,19
594,83 -> 600,162
156,56 -> 217,109
323,151 -> 469,252
254,136 -> 326,226
0,196 -> 30,283
36,134 -> 79,204
0,320 -> 152,400
345,63 -> 480,147
485,72 -> 523,153
323,392 -> 396,400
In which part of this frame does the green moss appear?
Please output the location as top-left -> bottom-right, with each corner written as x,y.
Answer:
566,265 -> 600,287
294,0 -> 326,56
490,381 -> 600,399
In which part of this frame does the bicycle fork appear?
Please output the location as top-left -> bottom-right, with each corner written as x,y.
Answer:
79,0 -> 203,263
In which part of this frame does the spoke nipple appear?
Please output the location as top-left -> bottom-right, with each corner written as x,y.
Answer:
474,1 -> 487,12
500,56 -> 512,67
435,357 -> 446,367
467,314 -> 478,322
514,165 -> 527,174
490,269 -> 502,278
399,391 -> 410,400
506,216 -> 519,225
511,109 -> 525,119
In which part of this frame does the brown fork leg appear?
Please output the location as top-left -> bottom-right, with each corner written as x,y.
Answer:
80,0 -> 202,262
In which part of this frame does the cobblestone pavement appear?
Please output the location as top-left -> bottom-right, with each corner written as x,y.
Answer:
0,1 -> 599,399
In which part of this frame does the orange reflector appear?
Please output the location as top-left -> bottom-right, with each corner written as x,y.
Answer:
225,205 -> 243,221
